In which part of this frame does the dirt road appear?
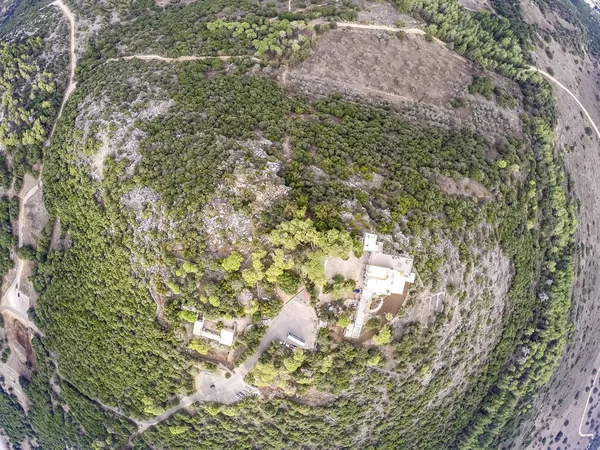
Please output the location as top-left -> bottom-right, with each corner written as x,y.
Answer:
48,0 -> 77,145
106,54 -> 260,64
528,66 -> 600,140
336,22 -> 424,34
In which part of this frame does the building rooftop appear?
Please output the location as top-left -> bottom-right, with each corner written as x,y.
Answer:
346,233 -> 416,339
369,253 -> 413,274
193,320 -> 235,347
363,233 -> 383,253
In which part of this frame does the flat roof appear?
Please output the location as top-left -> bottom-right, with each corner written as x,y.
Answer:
367,265 -> 390,280
364,233 -> 383,252
219,329 -> 234,346
193,320 -> 204,336
370,253 -> 413,273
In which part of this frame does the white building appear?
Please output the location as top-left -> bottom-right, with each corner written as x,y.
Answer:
193,319 -> 235,347
345,234 -> 416,339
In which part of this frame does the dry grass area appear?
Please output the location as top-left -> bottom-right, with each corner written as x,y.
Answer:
0,314 -> 34,410
437,175 -> 493,201
288,29 -> 523,137
22,188 -> 48,250
355,1 -> 412,27
508,13 -> 600,450
458,0 -> 494,12
522,0 -> 577,33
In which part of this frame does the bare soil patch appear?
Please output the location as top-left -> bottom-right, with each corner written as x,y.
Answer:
437,175 -> 493,201
22,188 -> 49,249
289,29 -> 522,137
0,314 -> 34,409
49,218 -> 63,251
20,261 -> 38,308
324,253 -> 362,283
377,291 -> 408,319
293,387 -> 336,406
458,0 -> 494,12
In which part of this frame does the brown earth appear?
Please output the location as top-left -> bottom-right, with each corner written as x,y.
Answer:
437,175 -> 493,201
458,0 -> 494,12
0,314 -> 34,410
288,28 -> 523,138
21,188 -> 49,250
522,0 -> 578,33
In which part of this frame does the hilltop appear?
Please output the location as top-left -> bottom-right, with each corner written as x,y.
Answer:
0,0 -> 595,448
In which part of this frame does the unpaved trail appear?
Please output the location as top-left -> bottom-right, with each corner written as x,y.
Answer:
336,22 -> 425,34
106,54 -> 260,64
18,183 -> 39,248
47,0 -> 77,145
579,368 -> 600,437
528,66 -> 600,141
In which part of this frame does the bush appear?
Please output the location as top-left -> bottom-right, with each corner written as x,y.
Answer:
222,252 -> 243,272
178,310 -> 197,323
365,317 -> 382,330
188,339 -> 209,355
469,76 -> 494,100
277,270 -> 300,294
17,245 -> 36,260
337,313 -> 351,328
373,327 -> 392,345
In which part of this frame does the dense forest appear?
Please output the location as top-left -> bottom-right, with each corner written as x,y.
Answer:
0,0 -> 582,448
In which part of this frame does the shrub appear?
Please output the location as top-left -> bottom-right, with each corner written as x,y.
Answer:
373,327 -> 392,345
337,313 -> 351,328
469,76 -> 494,100
188,339 -> 209,355
277,270 -> 300,294
178,310 -> 197,323
365,317 -> 382,330
222,252 -> 243,272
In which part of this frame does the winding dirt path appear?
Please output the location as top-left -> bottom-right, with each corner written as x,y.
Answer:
336,22 -> 424,34
107,54 -> 259,63
334,23 -> 600,143
527,66 -> 600,140
47,0 -> 77,145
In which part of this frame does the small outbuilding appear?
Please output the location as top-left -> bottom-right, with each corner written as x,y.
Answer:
193,319 -> 235,347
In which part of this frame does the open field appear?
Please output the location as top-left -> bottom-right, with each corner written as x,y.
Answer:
289,28 -> 523,137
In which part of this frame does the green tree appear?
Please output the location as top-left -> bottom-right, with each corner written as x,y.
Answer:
373,327 -> 392,345
178,310 -> 197,323
222,252 -> 243,272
